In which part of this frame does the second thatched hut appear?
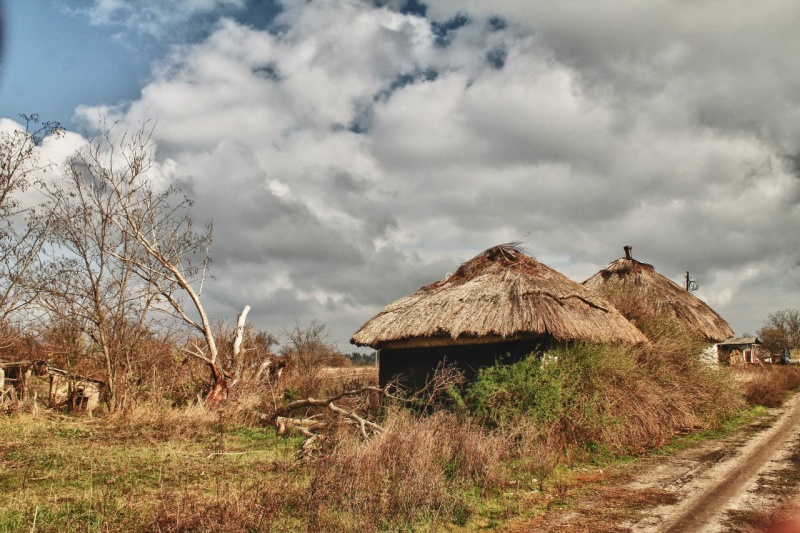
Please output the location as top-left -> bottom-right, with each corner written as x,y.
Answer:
582,247 -> 734,344
351,244 -> 647,388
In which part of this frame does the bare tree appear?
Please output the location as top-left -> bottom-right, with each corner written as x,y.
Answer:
282,321 -> 346,374
38,129 -> 160,410
49,121 -> 244,403
758,309 -> 800,355
0,114 -> 62,322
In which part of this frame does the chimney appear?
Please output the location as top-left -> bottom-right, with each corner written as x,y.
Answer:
623,245 -> 633,260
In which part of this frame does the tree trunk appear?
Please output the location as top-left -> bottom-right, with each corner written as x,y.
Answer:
205,362 -> 229,405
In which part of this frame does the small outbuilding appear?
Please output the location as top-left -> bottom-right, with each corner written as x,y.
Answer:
716,337 -> 766,365
48,368 -> 105,414
583,247 -> 734,343
351,244 -> 648,389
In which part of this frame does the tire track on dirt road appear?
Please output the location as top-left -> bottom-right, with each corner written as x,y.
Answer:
633,392 -> 800,532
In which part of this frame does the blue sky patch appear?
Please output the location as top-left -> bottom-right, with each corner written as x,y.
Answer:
398,0 -> 427,17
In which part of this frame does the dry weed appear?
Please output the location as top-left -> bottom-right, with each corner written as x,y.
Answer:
594,335 -> 744,453
308,408 -> 507,532
509,422 -> 566,491
101,402 -> 218,442
733,365 -> 800,408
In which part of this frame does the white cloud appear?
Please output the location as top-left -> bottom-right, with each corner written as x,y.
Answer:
66,1 -> 800,345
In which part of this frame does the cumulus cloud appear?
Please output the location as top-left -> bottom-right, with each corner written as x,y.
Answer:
68,1 -> 800,345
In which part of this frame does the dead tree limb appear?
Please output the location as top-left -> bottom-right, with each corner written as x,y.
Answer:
274,415 -> 326,437
271,385 -> 385,419
328,402 -> 385,439
259,385 -> 386,452
259,365 -> 464,455
229,305 -> 250,387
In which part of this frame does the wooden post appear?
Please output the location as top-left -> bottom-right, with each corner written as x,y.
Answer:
20,367 -> 32,402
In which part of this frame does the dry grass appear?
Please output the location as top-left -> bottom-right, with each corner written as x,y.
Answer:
596,333 -> 743,452
3,315 -> 783,532
308,408 -> 508,532
511,423 -> 566,491
147,473 -> 310,533
0,408 -> 307,532
731,365 -> 800,408
514,486 -> 679,533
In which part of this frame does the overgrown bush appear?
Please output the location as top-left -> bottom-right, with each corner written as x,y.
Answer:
465,336 -> 743,460
465,352 -> 564,427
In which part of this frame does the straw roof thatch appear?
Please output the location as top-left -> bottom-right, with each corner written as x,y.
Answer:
583,255 -> 734,343
351,244 -> 648,349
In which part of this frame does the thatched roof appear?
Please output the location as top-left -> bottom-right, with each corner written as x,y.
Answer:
582,255 -> 734,343
351,244 -> 648,349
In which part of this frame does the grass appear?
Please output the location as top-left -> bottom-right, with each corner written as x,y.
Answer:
0,403 -> 789,533
732,364 -> 800,408
0,407 -> 566,532
0,409 -> 306,532
651,405 -> 769,457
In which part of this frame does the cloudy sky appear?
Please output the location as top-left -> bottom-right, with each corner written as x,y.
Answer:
1,0 -> 798,349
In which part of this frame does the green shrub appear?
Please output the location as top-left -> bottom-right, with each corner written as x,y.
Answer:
465,352 -> 564,427
465,344 -> 620,434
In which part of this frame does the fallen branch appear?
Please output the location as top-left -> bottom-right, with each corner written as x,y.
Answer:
274,415 -> 327,437
258,385 -> 387,453
259,365 -> 464,456
329,401 -> 384,439
271,385 -> 384,420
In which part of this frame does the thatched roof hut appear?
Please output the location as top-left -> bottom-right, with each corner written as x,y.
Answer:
352,244 -> 647,387
582,248 -> 733,343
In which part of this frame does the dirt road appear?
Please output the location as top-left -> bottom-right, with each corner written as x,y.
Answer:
513,393 -> 800,532
628,392 -> 800,532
